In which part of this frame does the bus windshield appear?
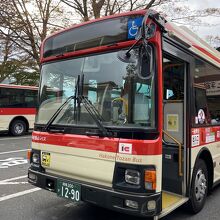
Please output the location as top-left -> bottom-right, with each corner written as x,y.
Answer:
36,49 -> 155,129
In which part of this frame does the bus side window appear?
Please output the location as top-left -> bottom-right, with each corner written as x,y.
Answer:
193,58 -> 220,125
194,86 -> 210,124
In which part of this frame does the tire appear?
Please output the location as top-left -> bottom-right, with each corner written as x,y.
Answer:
10,120 -> 27,136
188,159 -> 208,213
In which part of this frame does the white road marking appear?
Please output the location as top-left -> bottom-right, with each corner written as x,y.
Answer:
0,157 -> 28,168
0,136 -> 31,141
0,182 -> 28,185
0,175 -> 27,182
64,203 -> 79,208
0,149 -> 30,155
0,175 -> 28,185
0,188 -> 41,202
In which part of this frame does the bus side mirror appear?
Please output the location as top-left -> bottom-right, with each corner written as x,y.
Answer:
137,45 -> 153,80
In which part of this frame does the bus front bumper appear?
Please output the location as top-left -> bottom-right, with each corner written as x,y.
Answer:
28,168 -> 161,217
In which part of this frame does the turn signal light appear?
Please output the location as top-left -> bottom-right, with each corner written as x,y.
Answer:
145,169 -> 156,190
27,150 -> 31,160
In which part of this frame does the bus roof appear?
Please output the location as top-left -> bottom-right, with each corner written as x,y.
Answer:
0,84 -> 38,90
165,22 -> 220,68
42,9 -> 220,68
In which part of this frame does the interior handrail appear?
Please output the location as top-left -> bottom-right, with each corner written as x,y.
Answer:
162,130 -> 183,177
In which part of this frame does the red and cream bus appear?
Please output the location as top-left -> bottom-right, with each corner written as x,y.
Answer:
28,9 -> 220,219
0,84 -> 38,136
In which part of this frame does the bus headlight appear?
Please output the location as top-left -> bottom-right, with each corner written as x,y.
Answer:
32,153 -> 40,164
125,169 -> 140,185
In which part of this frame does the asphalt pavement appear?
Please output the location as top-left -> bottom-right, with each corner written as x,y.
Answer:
0,133 -> 220,220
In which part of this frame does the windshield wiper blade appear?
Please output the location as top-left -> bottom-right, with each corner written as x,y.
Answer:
43,95 -> 76,132
78,95 -> 113,137
74,74 -> 80,121
44,75 -> 80,132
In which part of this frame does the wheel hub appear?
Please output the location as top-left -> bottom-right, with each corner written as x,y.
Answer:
195,169 -> 207,202
14,123 -> 24,134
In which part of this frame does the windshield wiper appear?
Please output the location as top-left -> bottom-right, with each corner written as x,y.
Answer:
43,95 -> 76,132
43,75 -> 80,132
74,74 -> 80,121
78,95 -> 113,137
43,74 -> 113,137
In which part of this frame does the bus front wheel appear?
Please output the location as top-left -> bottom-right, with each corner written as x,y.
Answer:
188,159 -> 208,213
10,120 -> 27,136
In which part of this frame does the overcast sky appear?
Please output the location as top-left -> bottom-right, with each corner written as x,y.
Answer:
182,0 -> 220,39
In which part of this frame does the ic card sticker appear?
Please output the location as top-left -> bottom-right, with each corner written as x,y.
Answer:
119,143 -> 132,154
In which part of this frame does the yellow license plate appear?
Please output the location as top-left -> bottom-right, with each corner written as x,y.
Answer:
42,152 -> 50,167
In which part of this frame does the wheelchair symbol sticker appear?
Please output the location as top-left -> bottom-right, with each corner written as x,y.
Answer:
127,17 -> 143,39
129,21 -> 139,37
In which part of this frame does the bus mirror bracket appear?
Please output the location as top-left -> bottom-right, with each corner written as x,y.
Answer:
117,10 -> 158,68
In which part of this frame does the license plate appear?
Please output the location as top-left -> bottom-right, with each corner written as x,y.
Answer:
57,179 -> 81,202
41,152 -> 50,167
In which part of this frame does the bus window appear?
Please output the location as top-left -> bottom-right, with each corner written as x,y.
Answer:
166,89 -> 174,99
193,58 -> 220,125
163,57 -> 184,101
133,82 -> 151,124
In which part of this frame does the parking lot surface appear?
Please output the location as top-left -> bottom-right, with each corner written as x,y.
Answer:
0,133 -> 220,220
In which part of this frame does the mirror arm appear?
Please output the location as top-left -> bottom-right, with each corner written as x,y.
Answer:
141,9 -> 155,39
124,10 -> 156,58
125,38 -> 142,57
148,13 -> 167,33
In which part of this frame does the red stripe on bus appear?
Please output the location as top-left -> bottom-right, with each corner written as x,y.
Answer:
32,131 -> 162,155
32,131 -> 119,153
193,45 -> 220,64
165,23 -> 220,65
0,108 -> 36,115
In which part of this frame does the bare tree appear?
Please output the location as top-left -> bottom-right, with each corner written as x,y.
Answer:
0,0 -> 67,67
206,35 -> 220,48
61,0 -> 165,21
0,0 -> 72,84
1,0 -> 219,85
0,30 -> 23,82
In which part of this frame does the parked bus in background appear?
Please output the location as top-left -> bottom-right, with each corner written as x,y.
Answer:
28,9 -> 220,219
0,84 -> 38,136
